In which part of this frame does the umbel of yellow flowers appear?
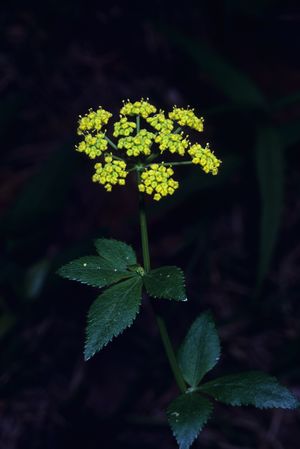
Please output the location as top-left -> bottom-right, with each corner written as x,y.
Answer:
75,99 -> 221,200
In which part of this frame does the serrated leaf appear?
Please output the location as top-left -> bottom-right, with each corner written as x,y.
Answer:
94,239 -> 136,270
200,371 -> 299,409
178,312 -> 220,387
167,393 -> 213,449
58,256 -> 133,288
255,126 -> 284,293
143,266 -> 186,301
84,276 -> 142,360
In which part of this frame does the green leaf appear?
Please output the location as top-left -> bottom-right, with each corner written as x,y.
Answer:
178,312 -> 220,387
167,393 -> 213,449
94,239 -> 136,270
279,120 -> 300,149
58,256 -> 133,288
84,276 -> 143,360
1,141 -> 78,234
200,371 -> 299,409
255,126 -> 284,292
272,90 -> 300,111
143,266 -> 186,301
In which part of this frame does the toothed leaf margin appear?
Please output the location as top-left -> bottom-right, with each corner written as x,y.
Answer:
167,392 -> 213,449
94,238 -> 137,270
84,276 -> 143,360
144,266 -> 186,301
57,256 -> 134,288
178,312 -> 221,387
200,371 -> 299,409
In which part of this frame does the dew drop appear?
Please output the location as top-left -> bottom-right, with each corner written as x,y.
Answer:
83,263 -> 87,267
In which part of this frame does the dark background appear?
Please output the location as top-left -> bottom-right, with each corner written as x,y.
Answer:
1,1 -> 300,448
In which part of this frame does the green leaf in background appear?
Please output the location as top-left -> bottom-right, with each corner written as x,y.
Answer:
279,120 -> 300,149
200,371 -> 299,409
178,312 -> 220,387
272,90 -> 300,111
1,141 -> 78,234
94,238 -> 137,270
84,276 -> 143,360
167,393 -> 213,449
167,31 -> 267,109
144,266 -> 186,301
58,256 -> 134,288
255,126 -> 284,292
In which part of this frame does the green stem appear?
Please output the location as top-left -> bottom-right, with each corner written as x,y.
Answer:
105,136 -> 118,150
136,115 -> 140,133
138,191 -> 187,394
139,193 -> 151,273
156,316 -> 187,394
144,160 -> 193,169
174,126 -> 182,134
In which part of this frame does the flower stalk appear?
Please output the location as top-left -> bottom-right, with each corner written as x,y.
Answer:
138,189 -> 187,393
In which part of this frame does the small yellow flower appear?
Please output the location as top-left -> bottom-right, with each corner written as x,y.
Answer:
76,133 -> 108,159
113,117 -> 136,137
92,154 -> 128,191
120,99 -> 157,118
155,131 -> 189,156
118,129 -> 155,157
146,111 -> 174,133
77,107 -> 112,135
138,164 -> 179,200
188,143 -> 221,175
169,107 -> 204,132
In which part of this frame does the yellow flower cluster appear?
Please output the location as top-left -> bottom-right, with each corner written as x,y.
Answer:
118,130 -> 155,156
113,117 -> 136,137
169,107 -> 204,132
138,164 -> 179,201
155,132 -> 189,156
120,100 -> 157,118
76,133 -> 108,159
75,99 -> 221,199
188,144 -> 221,175
92,155 -> 128,191
146,112 -> 174,133
77,107 -> 112,134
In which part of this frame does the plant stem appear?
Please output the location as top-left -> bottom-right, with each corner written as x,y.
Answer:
145,160 -> 193,169
138,192 -> 187,394
105,136 -> 118,150
139,193 -> 151,273
156,315 -> 187,394
174,126 -> 182,134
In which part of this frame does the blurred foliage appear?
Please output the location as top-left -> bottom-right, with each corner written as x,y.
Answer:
162,28 -> 300,295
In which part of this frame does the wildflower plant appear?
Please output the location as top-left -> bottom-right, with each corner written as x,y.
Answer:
58,100 -> 298,449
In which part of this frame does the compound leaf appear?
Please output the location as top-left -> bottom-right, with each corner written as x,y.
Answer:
58,256 -> 133,288
144,266 -> 186,301
84,276 -> 143,360
200,371 -> 299,409
178,312 -> 220,387
167,393 -> 213,449
94,239 -> 136,270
